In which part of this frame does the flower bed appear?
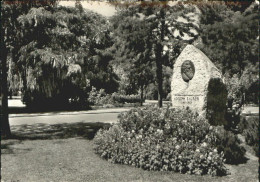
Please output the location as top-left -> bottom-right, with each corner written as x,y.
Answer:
94,106 -> 246,176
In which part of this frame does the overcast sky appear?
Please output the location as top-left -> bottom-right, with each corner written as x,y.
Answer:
59,1 -> 117,17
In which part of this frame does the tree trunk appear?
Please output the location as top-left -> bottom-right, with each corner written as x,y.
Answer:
1,44 -> 11,137
155,9 -> 165,108
140,84 -> 144,106
156,55 -> 163,108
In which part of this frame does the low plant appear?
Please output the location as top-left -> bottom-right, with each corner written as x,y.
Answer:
88,87 -> 114,106
112,93 -> 143,104
88,87 -> 142,107
238,116 -> 259,156
94,107 -> 246,176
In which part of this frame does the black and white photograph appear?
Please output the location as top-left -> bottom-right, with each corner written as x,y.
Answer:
1,0 -> 259,181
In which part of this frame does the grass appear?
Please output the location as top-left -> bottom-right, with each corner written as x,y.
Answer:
1,120 -> 259,182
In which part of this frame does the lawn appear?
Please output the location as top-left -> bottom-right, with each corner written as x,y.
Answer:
1,122 -> 258,182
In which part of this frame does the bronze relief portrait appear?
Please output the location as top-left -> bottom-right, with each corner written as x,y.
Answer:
181,60 -> 195,82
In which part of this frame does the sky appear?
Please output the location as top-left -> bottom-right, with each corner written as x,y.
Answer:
58,1 -> 181,17
59,1 -> 117,17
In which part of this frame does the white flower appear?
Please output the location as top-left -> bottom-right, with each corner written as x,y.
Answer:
213,149 -> 218,153
157,129 -> 163,134
196,149 -> 200,152
200,155 -> 204,159
175,145 -> 180,150
202,142 -> 207,147
209,152 -> 212,156
207,156 -> 212,160
165,124 -> 171,129
209,126 -> 213,130
183,120 -> 187,123
132,130 -> 135,133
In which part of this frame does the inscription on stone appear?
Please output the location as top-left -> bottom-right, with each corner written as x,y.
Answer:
174,96 -> 200,104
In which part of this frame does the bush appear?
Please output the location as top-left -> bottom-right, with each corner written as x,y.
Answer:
213,126 -> 246,164
206,78 -> 228,126
112,93 -> 143,104
94,107 -> 246,176
88,87 -> 114,106
238,116 -> 259,156
88,87 -> 143,107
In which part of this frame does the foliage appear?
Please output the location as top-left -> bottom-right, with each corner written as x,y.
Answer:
4,4 -> 118,108
112,93 -> 143,104
213,125 -> 246,164
238,116 -> 259,156
110,2 -> 199,106
88,87 -> 114,106
94,106 -> 246,175
1,0 -> 59,136
206,78 -> 228,126
88,87 -> 143,107
199,1 -> 258,104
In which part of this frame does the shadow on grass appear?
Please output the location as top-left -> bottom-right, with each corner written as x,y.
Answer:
8,122 -> 112,140
1,122 -> 111,155
1,140 -> 32,155
8,105 -> 93,114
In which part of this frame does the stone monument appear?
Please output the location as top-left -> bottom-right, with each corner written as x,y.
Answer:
171,45 -> 227,118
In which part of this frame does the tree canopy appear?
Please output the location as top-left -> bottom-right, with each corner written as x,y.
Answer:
110,1 -> 200,106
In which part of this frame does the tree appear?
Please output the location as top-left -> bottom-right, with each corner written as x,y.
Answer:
1,0 -> 117,136
199,1 -> 258,103
1,0 -> 57,137
14,5 -> 118,109
110,1 -> 199,107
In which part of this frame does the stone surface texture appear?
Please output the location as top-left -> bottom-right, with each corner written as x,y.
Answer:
171,45 -> 224,112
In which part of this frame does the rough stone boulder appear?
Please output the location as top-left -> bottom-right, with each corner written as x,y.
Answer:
171,45 -> 227,121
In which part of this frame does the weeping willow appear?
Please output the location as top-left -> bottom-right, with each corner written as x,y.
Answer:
12,5 -> 117,109
21,49 -> 89,109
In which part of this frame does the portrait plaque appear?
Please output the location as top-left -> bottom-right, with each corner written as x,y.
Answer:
181,60 -> 195,82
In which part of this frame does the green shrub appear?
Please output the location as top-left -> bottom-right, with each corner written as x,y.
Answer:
212,126 -> 246,164
88,87 -> 114,106
206,78 -> 228,126
88,87 -> 143,107
238,116 -> 259,156
112,93 -> 143,104
94,107 -> 246,176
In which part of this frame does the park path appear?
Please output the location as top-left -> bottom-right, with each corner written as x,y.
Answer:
7,99 -> 168,126
8,98 -> 258,126
9,108 -> 131,126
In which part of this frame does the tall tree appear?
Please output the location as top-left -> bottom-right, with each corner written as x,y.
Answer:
198,1 -> 258,103
16,5 -> 118,108
1,0 -> 57,137
111,1 -> 199,107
